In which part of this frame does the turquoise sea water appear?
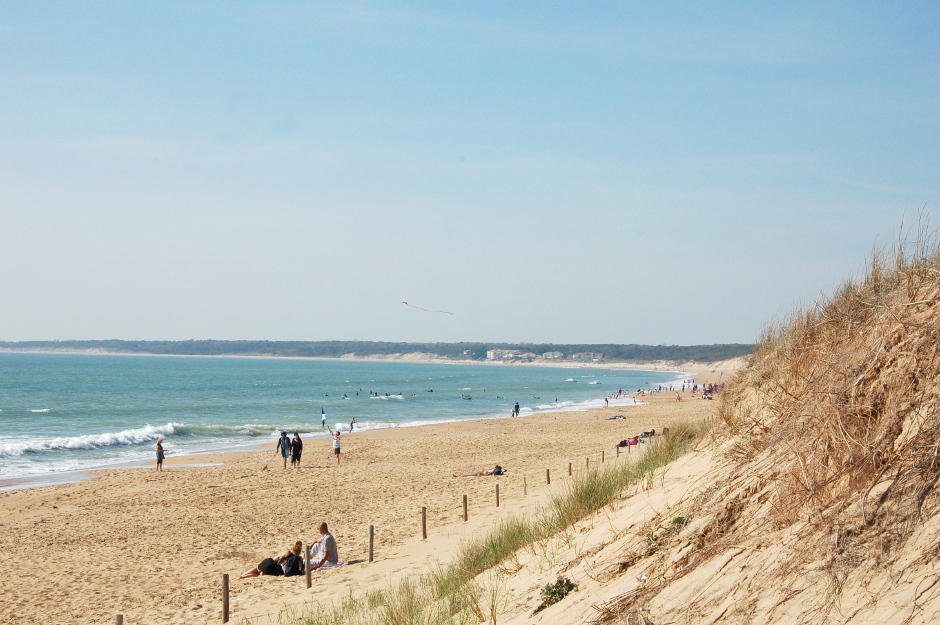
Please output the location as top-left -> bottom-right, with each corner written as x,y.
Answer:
0,353 -> 682,484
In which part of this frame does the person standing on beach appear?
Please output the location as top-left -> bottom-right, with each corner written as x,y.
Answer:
321,408 -> 326,429
290,432 -> 303,468
514,402 -> 520,417
155,438 -> 165,471
276,431 -> 291,469
349,416 -> 356,431
327,425 -> 342,465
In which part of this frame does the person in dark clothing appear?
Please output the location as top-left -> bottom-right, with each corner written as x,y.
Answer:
290,432 -> 303,468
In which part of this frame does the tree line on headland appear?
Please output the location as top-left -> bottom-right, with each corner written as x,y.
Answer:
0,340 -> 752,363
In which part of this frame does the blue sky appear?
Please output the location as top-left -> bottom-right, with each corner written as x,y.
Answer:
1,2 -> 937,344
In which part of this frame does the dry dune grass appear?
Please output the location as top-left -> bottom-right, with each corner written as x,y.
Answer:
723,224 -> 940,540
587,224 -> 940,624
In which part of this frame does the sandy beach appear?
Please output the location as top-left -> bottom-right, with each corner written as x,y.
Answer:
0,387 -> 719,624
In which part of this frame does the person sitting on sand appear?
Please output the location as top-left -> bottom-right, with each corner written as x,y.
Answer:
309,522 -> 339,570
239,540 -> 304,579
454,464 -> 506,478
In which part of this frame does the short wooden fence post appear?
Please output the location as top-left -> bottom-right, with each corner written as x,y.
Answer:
495,483 -> 500,507
369,525 -> 374,562
305,544 -> 312,588
523,476 -> 527,495
602,450 -> 605,463
222,573 -> 230,623
421,506 -> 427,540
463,495 -> 468,522
568,462 -> 572,476
114,615 -> 123,625
586,457 -> 590,470
546,468 -> 551,484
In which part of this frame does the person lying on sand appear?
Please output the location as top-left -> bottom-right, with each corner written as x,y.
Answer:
454,464 -> 506,478
239,541 -> 304,579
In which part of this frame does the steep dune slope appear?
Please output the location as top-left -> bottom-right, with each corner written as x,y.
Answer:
583,237 -> 940,624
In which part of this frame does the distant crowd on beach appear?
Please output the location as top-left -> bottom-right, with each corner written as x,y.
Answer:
154,380 -> 725,472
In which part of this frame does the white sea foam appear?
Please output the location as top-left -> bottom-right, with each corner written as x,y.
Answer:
0,423 -> 182,457
30,408 -> 51,413
0,421 -> 338,458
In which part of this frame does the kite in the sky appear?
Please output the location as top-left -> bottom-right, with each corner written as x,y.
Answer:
403,301 -> 454,315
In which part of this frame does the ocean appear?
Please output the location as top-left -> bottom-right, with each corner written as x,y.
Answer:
0,352 -> 683,486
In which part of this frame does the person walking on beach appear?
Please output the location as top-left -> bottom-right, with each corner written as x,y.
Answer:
327,425 -> 342,465
349,416 -> 356,431
290,432 -> 303,468
155,438 -> 165,471
276,431 -> 291,469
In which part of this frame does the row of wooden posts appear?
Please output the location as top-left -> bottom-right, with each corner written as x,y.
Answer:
116,444 -> 641,623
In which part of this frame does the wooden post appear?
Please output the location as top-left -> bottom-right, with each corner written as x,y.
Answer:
628,443 -> 631,454
369,525 -> 374,562
495,483 -> 500,507
586,456 -> 590,470
617,445 -> 620,457
114,615 -> 123,625
421,506 -> 427,539
305,544 -> 312,589
222,573 -> 230,623
546,468 -> 551,484
523,476 -> 527,495
568,462 -> 572,476
602,450 -> 605,463
462,494 -> 468,521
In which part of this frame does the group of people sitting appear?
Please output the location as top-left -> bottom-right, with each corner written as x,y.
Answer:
616,428 -> 665,448
239,522 -> 340,579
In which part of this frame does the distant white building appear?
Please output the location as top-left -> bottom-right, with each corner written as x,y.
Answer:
519,352 -> 539,360
571,352 -> 604,361
542,351 -> 563,359
486,349 -> 522,360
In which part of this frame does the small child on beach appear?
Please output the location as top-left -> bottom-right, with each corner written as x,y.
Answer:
327,426 -> 341,465
156,438 -> 165,471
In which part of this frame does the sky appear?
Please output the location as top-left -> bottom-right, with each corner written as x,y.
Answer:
1,2 -> 938,345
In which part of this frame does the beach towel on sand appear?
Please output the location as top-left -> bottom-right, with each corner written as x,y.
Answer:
317,562 -> 348,570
